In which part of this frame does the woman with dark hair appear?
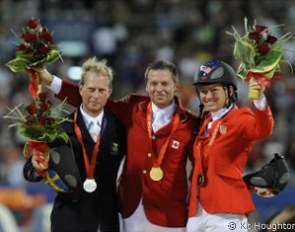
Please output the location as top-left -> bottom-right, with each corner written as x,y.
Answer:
187,60 -> 274,232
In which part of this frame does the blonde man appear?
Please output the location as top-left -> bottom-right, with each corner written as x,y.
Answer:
24,57 -> 126,232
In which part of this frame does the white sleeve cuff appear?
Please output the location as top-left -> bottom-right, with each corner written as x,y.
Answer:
48,75 -> 62,94
253,94 -> 267,111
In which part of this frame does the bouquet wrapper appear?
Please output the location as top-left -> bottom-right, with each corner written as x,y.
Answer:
245,72 -> 283,100
23,140 -> 49,160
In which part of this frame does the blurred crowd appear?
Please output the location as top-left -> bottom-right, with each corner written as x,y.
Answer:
1,0 -> 295,231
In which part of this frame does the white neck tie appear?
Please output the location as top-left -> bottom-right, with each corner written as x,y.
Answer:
89,121 -> 100,141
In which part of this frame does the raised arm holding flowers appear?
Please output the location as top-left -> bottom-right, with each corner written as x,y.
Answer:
227,18 -> 292,100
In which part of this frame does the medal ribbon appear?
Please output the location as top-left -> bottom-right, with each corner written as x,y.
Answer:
74,111 -> 103,179
192,115 -> 211,186
147,102 -> 180,167
193,117 -> 222,201
193,117 -> 222,182
195,104 -> 236,173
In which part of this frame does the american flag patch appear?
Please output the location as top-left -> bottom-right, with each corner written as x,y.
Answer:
200,65 -> 212,75
219,125 -> 227,134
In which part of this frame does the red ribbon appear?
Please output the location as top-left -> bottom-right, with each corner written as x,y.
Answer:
24,140 -> 49,159
74,111 -> 103,180
28,69 -> 40,98
246,71 -> 284,89
146,103 -> 180,168
27,141 -> 49,153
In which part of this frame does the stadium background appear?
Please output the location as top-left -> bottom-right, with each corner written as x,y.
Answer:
0,0 -> 295,231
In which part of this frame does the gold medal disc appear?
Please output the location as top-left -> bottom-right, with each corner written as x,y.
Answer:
150,167 -> 164,181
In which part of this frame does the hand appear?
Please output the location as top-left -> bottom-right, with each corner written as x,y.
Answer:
248,77 -> 265,100
31,150 -> 49,172
32,68 -> 54,86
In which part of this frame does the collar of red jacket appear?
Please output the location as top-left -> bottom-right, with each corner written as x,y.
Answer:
138,96 -> 190,123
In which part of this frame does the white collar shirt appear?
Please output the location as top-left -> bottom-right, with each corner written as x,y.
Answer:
80,105 -> 104,141
208,104 -> 234,129
152,101 -> 176,132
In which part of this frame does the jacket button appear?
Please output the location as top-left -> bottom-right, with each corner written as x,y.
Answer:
147,153 -> 152,158
143,170 -> 147,174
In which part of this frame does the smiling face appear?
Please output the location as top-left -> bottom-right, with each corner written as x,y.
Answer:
79,71 -> 112,117
145,69 -> 177,109
198,84 -> 230,112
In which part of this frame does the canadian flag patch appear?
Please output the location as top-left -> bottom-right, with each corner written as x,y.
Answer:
171,140 -> 180,149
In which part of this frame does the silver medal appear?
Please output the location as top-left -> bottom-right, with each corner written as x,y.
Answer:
83,178 -> 97,193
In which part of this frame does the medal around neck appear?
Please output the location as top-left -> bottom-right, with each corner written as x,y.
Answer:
83,178 -> 97,193
150,167 -> 164,181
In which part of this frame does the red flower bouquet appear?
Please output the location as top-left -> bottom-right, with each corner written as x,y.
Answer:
227,18 -> 292,99
5,18 -> 68,159
6,18 -> 61,97
4,92 -> 69,158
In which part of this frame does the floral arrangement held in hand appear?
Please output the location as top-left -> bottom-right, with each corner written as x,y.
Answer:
6,18 -> 61,97
5,92 -> 69,158
5,18 -> 68,159
227,18 -> 292,99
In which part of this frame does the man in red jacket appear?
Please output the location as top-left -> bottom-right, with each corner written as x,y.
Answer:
187,60 -> 274,232
35,60 -> 196,232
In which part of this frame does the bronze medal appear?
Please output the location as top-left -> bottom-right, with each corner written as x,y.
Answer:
150,167 -> 164,181
197,174 -> 205,186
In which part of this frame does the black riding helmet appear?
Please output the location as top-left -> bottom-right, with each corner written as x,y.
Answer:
194,60 -> 238,102
243,153 -> 289,198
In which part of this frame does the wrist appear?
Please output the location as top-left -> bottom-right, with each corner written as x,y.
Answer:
34,167 -> 47,177
253,94 -> 267,110
46,74 -> 53,86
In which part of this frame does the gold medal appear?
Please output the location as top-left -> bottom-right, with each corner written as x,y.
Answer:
150,167 -> 164,181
